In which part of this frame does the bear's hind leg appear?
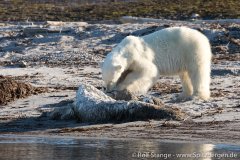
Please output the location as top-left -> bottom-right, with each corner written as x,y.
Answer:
177,72 -> 193,101
188,64 -> 211,100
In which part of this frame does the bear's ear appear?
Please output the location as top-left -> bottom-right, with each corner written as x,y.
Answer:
114,65 -> 122,71
126,35 -> 135,40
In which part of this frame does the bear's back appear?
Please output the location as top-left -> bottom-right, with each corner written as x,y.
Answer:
143,27 -> 208,45
141,27 -> 211,75
142,27 -> 210,56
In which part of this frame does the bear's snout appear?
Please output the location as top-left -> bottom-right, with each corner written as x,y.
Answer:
106,83 -> 116,93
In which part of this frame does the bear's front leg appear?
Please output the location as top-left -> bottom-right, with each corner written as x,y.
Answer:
117,70 -> 158,95
176,72 -> 194,101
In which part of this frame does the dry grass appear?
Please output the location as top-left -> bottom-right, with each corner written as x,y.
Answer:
0,76 -> 47,105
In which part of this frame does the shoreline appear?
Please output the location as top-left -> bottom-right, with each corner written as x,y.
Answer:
1,133 -> 240,146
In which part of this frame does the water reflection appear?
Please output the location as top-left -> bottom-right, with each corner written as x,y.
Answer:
0,135 -> 239,160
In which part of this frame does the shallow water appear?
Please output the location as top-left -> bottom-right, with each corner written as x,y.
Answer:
0,135 -> 239,160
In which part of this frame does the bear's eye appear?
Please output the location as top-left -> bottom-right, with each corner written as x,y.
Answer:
114,65 -> 122,71
102,86 -> 106,91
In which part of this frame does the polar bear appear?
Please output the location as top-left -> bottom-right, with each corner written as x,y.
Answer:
102,27 -> 212,101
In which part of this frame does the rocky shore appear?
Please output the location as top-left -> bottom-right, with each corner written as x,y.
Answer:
0,18 -> 239,144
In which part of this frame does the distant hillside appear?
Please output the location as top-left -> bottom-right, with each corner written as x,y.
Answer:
0,0 -> 239,21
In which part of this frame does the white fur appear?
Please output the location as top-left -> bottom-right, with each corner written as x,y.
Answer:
102,27 -> 212,100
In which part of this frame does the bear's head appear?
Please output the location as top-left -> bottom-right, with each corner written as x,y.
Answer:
101,52 -> 126,92
101,36 -> 139,92
101,35 -> 145,92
